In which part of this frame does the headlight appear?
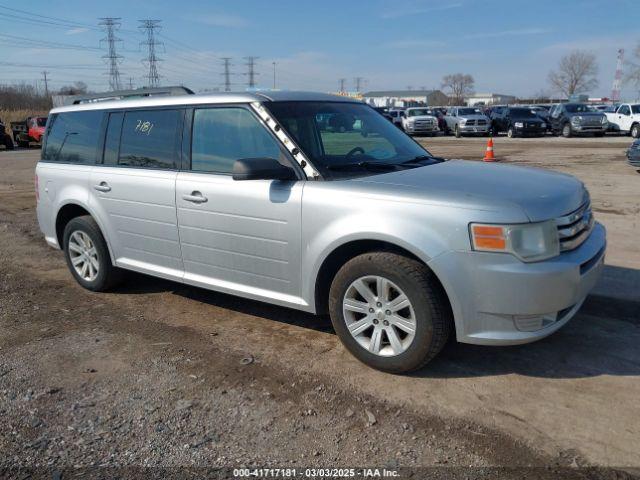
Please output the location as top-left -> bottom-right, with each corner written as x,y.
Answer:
601,116 -> 608,125
459,119 -> 467,125
571,116 -> 582,124
470,221 -> 560,262
541,122 -> 547,128
514,122 -> 524,128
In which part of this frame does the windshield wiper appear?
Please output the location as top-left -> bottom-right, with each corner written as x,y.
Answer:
327,161 -> 400,171
399,155 -> 443,165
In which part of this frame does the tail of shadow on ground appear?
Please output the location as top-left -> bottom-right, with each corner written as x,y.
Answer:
113,265 -> 639,380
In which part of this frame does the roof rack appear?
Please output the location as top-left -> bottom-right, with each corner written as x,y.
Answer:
71,86 -> 194,105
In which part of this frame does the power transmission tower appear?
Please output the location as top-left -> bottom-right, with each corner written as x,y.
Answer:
128,77 -> 134,89
244,56 -> 259,88
41,71 -> 49,97
99,17 -> 123,91
221,57 -> 233,92
339,78 -> 346,93
272,62 -> 276,89
611,48 -> 624,103
139,19 -> 163,88
354,77 -> 365,93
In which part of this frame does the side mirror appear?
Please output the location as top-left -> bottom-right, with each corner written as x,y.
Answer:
232,157 -> 297,181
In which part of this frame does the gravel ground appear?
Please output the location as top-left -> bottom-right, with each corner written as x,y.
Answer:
0,139 -> 638,479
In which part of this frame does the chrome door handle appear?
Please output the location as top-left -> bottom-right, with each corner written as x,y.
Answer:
182,191 -> 208,203
94,182 -> 111,192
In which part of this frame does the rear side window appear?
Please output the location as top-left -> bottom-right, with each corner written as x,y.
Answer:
118,109 -> 180,169
43,111 -> 103,164
103,112 -> 123,165
191,107 -> 281,174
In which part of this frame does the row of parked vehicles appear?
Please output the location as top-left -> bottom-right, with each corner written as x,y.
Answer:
0,115 -> 47,150
374,102 -> 640,139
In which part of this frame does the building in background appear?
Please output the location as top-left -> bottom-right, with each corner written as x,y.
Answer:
465,93 -> 517,106
362,89 -> 448,108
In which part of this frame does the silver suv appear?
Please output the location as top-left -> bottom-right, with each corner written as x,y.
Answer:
36,90 -> 606,373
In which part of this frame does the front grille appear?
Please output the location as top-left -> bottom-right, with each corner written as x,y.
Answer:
556,199 -> 594,252
465,119 -> 476,126
477,119 -> 487,125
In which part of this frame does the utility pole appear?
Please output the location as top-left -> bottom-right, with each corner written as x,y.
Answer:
220,57 -> 233,92
99,17 -> 123,91
272,62 -> 276,89
41,70 -> 49,97
339,78 -> 346,94
128,77 -> 134,89
139,19 -> 163,88
244,56 -> 259,89
354,77 -> 364,93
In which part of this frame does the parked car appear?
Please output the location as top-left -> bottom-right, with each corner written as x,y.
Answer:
549,103 -> 608,137
0,117 -> 14,150
604,104 -> 640,138
444,107 -> 491,137
372,106 -> 393,122
627,139 -> 640,168
422,108 -> 447,132
11,116 -> 47,147
490,107 -> 547,137
36,90 -> 606,373
387,109 -> 406,129
401,107 -> 440,136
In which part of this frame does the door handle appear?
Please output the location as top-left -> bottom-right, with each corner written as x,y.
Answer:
182,191 -> 208,203
94,182 -> 111,193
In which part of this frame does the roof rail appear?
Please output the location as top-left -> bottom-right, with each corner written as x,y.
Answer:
70,86 -> 194,105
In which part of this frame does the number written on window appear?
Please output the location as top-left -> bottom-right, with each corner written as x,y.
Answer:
135,119 -> 154,135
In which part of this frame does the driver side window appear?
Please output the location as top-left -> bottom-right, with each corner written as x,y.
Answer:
318,113 -> 396,159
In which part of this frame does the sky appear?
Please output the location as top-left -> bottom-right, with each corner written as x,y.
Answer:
1,0 -> 639,100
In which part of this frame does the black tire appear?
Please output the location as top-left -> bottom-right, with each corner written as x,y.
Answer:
4,135 -> 14,150
63,215 -> 124,292
18,140 -> 29,148
328,252 -> 452,373
593,132 -> 605,137
454,125 -> 461,138
631,124 -> 640,139
562,123 -> 572,138
507,127 -> 515,138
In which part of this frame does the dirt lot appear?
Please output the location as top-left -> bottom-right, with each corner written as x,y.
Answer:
0,137 -> 638,478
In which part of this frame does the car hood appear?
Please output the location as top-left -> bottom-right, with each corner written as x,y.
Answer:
352,160 -> 586,222
406,115 -> 437,120
459,114 -> 489,121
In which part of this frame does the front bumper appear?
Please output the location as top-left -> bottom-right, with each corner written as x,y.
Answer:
572,124 -> 607,134
428,222 -> 606,345
405,124 -> 439,134
459,124 -> 490,134
513,126 -> 546,136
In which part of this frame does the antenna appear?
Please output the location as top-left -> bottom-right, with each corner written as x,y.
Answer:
99,17 -> 123,91
221,57 -> 233,92
41,70 -> 49,97
611,48 -> 624,103
244,56 -> 259,88
139,19 -> 163,88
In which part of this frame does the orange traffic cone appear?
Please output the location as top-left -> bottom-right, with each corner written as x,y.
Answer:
483,138 -> 496,162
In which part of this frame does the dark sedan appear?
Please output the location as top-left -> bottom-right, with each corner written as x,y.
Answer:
627,139 -> 640,168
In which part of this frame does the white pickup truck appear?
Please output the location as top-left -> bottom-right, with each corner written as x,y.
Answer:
604,103 -> 640,138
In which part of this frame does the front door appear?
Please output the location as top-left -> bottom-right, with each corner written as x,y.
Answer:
89,108 -> 184,280
176,106 -> 305,307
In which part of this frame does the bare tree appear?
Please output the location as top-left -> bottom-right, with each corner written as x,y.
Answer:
625,41 -> 640,100
441,73 -> 474,105
57,82 -> 89,96
548,50 -> 598,96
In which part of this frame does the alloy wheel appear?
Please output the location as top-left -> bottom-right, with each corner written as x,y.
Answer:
68,230 -> 100,282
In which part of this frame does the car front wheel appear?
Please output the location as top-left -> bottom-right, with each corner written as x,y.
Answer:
63,215 -> 124,292
507,127 -> 515,138
329,252 -> 452,373
562,123 -> 572,138
631,124 -> 640,139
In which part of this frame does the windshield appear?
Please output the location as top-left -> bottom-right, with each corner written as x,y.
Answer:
36,117 -> 47,127
266,102 -> 436,179
632,105 -> 640,114
565,104 -> 592,113
510,108 -> 537,118
457,108 -> 481,115
407,109 -> 431,117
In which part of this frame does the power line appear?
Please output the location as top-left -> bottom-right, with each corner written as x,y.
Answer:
139,19 -> 163,87
221,57 -> 233,92
244,56 -> 259,88
99,17 -> 123,91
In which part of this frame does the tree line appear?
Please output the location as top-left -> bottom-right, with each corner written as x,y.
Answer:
0,81 -> 89,111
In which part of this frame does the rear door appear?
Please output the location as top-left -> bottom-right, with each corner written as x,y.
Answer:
89,108 -> 184,280
617,105 -> 632,131
176,105 -> 305,307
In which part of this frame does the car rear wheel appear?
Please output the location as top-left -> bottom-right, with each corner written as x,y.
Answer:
4,135 -> 13,150
329,252 -> 452,373
631,124 -> 640,139
562,123 -> 572,138
63,215 -> 124,292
